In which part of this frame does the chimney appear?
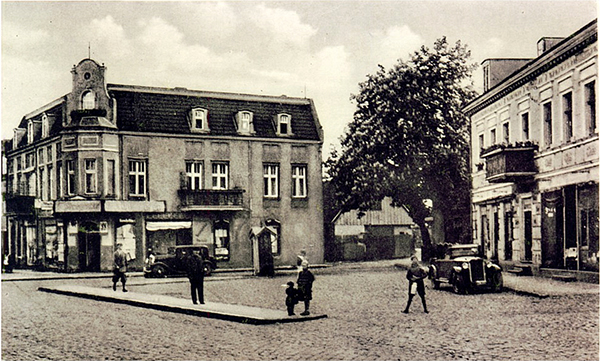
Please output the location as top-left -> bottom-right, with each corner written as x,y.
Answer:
537,37 -> 565,56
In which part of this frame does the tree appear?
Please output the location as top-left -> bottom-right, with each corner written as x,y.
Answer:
325,37 -> 478,261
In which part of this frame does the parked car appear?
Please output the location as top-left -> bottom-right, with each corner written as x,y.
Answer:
144,245 -> 217,278
428,244 -> 503,294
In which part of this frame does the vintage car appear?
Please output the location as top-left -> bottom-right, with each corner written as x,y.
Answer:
428,244 -> 503,294
144,245 -> 217,278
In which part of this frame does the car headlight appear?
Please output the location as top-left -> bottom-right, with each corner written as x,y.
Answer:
462,262 -> 469,269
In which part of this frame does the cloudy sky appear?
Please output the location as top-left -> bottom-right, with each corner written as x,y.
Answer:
1,1 -> 596,158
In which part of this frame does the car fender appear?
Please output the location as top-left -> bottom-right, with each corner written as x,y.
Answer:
487,263 -> 502,272
151,261 -> 171,271
452,265 -> 463,274
428,264 -> 438,279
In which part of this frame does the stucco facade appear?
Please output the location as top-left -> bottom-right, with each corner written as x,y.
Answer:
464,20 -> 598,276
3,59 -> 324,272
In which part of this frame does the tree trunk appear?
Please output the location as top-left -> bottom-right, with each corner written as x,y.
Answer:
417,221 -> 432,262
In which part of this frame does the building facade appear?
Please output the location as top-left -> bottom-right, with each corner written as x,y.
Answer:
2,58 -> 324,272
464,20 -> 598,276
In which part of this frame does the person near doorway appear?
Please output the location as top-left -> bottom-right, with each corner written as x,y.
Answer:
297,261 -> 315,316
112,243 -> 128,292
184,249 -> 205,305
296,249 -> 308,269
402,255 -> 428,313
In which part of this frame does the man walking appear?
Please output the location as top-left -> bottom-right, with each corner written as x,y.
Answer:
112,243 -> 128,292
184,249 -> 205,305
402,255 -> 428,313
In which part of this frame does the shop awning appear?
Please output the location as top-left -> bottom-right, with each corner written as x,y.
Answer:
146,221 -> 191,231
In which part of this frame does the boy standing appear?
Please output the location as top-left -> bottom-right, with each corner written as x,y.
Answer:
402,255 -> 428,313
297,261 -> 315,316
285,281 -> 299,316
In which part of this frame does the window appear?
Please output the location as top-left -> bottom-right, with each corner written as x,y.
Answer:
212,162 -> 228,190
278,114 -> 291,135
543,101 -> 553,147
214,220 -> 230,261
85,159 -> 97,194
585,81 -> 596,135
82,91 -> 95,110
562,92 -> 573,141
48,165 -> 54,200
265,219 -> 281,255
42,114 -> 49,138
67,160 -> 76,195
292,165 -> 307,198
39,167 -> 46,200
57,161 -> 62,198
490,128 -> 496,145
263,164 -> 279,198
478,134 -> 484,151
237,111 -> 253,133
129,160 -> 146,197
191,108 -> 208,131
521,112 -> 530,140
27,120 -> 34,144
186,161 -> 203,190
47,146 -> 53,162
483,65 -> 490,92
106,160 -> 116,196
502,122 -> 509,144
38,149 -> 45,165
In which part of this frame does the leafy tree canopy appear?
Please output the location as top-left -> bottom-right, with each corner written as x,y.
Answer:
326,37 -> 478,259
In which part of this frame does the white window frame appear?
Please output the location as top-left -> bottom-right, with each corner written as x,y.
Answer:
237,111 -> 253,134
562,90 -> 573,142
191,108 -> 209,132
277,114 -> 292,135
67,160 -> 76,196
291,164 -> 307,198
84,159 -> 97,194
583,79 -> 597,135
42,114 -> 49,138
543,101 -> 553,148
212,162 -> 229,190
263,164 -> 279,198
186,161 -> 203,190
82,90 -> 95,110
129,160 -> 147,197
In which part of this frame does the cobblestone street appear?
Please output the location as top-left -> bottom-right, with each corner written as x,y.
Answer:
2,267 -> 598,360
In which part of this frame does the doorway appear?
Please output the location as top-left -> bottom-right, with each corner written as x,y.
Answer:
78,222 -> 101,272
524,211 -> 532,261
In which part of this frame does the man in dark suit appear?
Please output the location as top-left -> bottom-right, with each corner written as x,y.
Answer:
184,249 -> 205,304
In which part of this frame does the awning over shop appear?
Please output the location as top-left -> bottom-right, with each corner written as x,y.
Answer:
146,221 -> 192,231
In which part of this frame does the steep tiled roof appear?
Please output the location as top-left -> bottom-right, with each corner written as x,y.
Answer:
108,84 -> 322,141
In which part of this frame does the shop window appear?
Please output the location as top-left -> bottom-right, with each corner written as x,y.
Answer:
265,219 -> 281,255
214,220 -> 230,261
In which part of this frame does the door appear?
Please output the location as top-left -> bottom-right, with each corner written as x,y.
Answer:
78,222 -> 101,272
524,211 -> 532,261
504,211 -> 513,261
493,212 -> 499,260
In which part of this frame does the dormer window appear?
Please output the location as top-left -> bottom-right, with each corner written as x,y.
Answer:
41,114 -> 49,138
277,113 -> 292,136
27,120 -> 34,144
82,90 -> 95,110
190,108 -> 209,132
236,111 -> 254,134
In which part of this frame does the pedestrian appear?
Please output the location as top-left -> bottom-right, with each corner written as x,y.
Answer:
112,243 -> 128,292
285,281 -> 300,316
184,249 -> 205,305
296,249 -> 308,268
402,255 -> 428,313
297,261 -> 315,316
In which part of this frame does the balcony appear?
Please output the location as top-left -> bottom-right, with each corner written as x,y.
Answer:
480,142 -> 538,183
178,189 -> 245,211
4,193 -> 36,214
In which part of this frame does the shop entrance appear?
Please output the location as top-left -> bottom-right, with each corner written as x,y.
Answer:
78,222 -> 101,272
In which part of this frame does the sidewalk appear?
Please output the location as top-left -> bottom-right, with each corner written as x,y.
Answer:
37,284 -> 327,325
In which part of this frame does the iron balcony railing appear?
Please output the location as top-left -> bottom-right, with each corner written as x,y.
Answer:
178,188 -> 244,208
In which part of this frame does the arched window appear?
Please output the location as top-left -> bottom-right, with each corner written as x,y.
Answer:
82,91 -> 95,110
265,219 -> 281,255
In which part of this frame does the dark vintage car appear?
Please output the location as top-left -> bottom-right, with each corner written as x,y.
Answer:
144,245 -> 217,278
428,244 -> 503,294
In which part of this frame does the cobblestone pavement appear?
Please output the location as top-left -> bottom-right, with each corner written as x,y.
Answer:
2,268 -> 598,361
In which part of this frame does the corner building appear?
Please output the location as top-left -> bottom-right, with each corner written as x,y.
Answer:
464,20 -> 598,277
2,58 -> 324,272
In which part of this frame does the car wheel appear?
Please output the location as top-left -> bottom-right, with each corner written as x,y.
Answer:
152,265 -> 167,278
203,263 -> 213,277
452,274 -> 466,294
491,272 -> 503,292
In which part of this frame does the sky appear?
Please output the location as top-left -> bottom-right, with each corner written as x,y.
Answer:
1,1 -> 597,159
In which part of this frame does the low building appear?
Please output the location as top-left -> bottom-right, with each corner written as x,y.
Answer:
332,197 -> 417,261
2,58 -> 324,272
464,20 -> 598,278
